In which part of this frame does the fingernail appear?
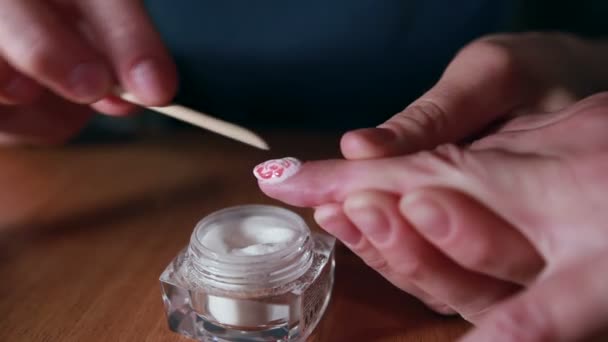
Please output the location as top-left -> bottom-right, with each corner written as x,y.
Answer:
346,200 -> 390,243
366,127 -> 398,145
402,194 -> 449,239
314,206 -> 362,245
68,62 -> 110,101
130,58 -> 166,103
253,157 -> 302,184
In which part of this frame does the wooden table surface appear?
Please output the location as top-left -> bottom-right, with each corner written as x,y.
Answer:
0,130 -> 470,342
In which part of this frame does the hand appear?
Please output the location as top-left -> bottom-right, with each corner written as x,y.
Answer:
256,92 -> 608,341
0,0 -> 177,144
341,32 -> 608,159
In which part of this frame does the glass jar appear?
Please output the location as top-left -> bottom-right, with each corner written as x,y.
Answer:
160,205 -> 336,341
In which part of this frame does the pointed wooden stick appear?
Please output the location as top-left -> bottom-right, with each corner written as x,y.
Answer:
114,89 -> 269,150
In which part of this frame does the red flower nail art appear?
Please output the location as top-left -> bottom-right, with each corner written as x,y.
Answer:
253,157 -> 302,184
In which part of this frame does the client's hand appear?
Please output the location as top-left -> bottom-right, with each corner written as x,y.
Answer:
256,92 -> 608,341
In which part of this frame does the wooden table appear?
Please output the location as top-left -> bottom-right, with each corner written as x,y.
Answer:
0,130 -> 470,342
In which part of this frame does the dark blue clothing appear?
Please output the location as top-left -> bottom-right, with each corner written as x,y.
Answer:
144,1 -> 513,129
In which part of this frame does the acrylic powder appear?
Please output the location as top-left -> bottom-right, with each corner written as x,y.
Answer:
199,216 -> 299,256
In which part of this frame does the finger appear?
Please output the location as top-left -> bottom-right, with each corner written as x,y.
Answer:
91,95 -> 139,116
0,59 -> 42,104
314,203 -> 362,246
343,191 -> 517,320
460,252 -> 608,342
0,0 -> 111,103
78,0 -> 178,106
472,92 -> 608,156
255,149 -> 471,207
402,188 -> 545,285
255,156 -> 410,207
341,38 -> 532,159
0,91 -> 92,145
314,203 -> 456,315
255,150 -> 556,254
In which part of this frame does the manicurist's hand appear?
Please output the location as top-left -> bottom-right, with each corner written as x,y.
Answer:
255,92 -> 608,341
341,33 -> 608,159
0,0 -> 177,144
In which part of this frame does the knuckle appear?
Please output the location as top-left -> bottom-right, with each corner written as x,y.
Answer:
429,144 -> 468,167
384,100 -> 449,144
486,303 -> 555,342
408,144 -> 471,178
460,38 -> 522,81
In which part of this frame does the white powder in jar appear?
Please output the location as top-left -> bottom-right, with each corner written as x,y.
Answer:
195,215 -> 301,326
199,216 -> 299,256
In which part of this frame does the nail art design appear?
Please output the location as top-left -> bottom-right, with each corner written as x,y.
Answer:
253,157 -> 302,184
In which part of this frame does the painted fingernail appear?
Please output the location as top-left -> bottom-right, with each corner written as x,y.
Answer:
346,199 -> 390,243
314,205 -> 362,245
68,61 -> 111,102
253,157 -> 302,184
402,194 -> 449,239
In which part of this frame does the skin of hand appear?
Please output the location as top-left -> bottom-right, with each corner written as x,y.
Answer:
341,32 -> 608,159
0,0 -> 177,144
257,91 -> 608,341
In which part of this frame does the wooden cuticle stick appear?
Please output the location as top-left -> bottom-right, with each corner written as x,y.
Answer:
114,88 -> 269,150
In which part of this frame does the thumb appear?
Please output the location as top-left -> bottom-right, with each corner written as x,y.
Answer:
341,39 -> 532,159
460,252 -> 608,342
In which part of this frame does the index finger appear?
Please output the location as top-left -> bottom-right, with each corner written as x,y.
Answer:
78,0 -> 177,106
253,155 -> 447,207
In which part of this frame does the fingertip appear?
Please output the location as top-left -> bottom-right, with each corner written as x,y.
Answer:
314,204 -> 362,245
399,188 -> 440,216
254,157 -> 309,206
343,191 -> 375,213
254,157 -> 357,208
343,190 -> 397,213
91,95 -> 140,116
126,57 -> 177,106
400,188 -> 454,220
341,127 -> 401,160
344,191 -> 395,244
313,204 -> 341,225
400,189 -> 451,243
65,61 -> 113,103
78,0 -> 179,107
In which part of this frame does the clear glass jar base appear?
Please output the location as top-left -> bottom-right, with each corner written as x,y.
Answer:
160,247 -> 334,342
165,303 -> 301,342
